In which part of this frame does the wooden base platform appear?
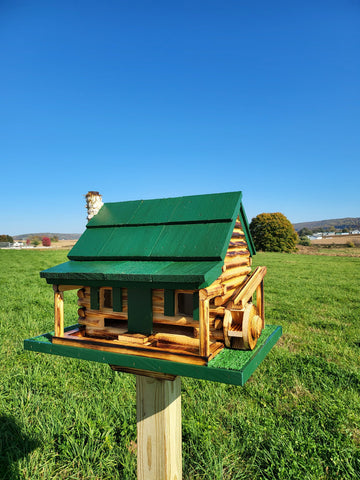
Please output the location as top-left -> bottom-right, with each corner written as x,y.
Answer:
52,327 -> 224,366
24,324 -> 282,386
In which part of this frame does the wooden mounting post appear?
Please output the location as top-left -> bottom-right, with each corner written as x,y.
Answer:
136,375 -> 182,480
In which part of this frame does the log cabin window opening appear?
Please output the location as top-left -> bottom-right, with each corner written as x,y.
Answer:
102,288 -> 113,309
177,292 -> 194,316
104,317 -> 122,328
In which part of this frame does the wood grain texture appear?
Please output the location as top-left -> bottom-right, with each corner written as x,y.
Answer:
199,298 -> 210,357
136,375 -> 182,480
110,366 -> 177,381
227,266 -> 267,308
54,289 -> 64,337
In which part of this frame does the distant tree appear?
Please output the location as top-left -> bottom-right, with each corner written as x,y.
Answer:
298,227 -> 312,237
51,235 -> 59,242
250,212 -> 298,253
0,234 -> 14,243
26,238 -> 30,246
342,228 -> 349,233
30,235 -> 40,247
298,236 -> 311,246
42,236 -> 51,247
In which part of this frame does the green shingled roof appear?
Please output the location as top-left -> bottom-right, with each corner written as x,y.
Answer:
41,191 -> 255,288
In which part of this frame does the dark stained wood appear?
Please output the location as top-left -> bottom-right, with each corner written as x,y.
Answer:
164,289 -> 175,316
127,287 -> 153,335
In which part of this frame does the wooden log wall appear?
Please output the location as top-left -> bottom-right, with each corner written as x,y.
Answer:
77,287 -> 200,338
201,218 -> 252,318
73,219 -> 253,352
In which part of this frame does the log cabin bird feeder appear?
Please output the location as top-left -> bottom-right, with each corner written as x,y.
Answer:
25,191 -> 281,480
39,191 -> 269,365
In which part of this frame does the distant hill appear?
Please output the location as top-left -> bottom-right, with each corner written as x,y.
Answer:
13,233 -> 82,240
293,218 -> 360,232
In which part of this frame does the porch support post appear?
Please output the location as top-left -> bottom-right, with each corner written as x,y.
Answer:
53,285 -> 64,337
256,280 -> 265,328
199,298 -> 210,357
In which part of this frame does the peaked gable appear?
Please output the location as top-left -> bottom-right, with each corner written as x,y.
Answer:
68,191 -> 252,262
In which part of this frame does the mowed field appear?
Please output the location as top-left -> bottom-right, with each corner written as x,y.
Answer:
0,249 -> 359,479
297,234 -> 360,257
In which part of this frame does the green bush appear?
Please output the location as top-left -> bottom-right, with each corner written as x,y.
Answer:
347,241 -> 355,248
298,236 -> 311,246
250,212 -> 298,253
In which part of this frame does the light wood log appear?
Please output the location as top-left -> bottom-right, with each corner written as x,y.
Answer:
54,289 -> 64,337
221,271 -> 251,290
219,266 -> 251,282
219,265 -> 248,281
193,327 -> 225,342
154,333 -> 200,348
214,287 -> 238,306
79,298 -> 167,311
227,266 -> 267,308
153,313 -> 199,327
228,240 -> 248,247
231,231 -> 245,239
199,282 -> 223,300
53,332 -> 210,365
78,317 -> 102,327
84,293 -> 162,304
77,288 -> 86,299
226,249 -> 249,257
223,309 -> 232,347
209,306 -> 226,317
223,256 -> 250,269
214,317 -> 223,330
86,325 -> 129,337
136,375 -> 182,480
199,298 -> 210,357
256,280 -> 265,328
119,333 -> 149,344
85,310 -> 129,321
224,255 -> 250,265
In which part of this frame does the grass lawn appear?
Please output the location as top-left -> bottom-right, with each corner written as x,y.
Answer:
0,250 -> 359,479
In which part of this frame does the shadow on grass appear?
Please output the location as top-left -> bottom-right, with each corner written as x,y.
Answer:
0,415 -> 39,480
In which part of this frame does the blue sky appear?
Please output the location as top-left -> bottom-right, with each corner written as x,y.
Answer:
1,1 -> 359,235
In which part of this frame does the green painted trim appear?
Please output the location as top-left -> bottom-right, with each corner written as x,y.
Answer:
113,287 -> 122,312
24,325 -> 282,386
40,260 -> 224,289
90,287 -> 99,310
192,292 -> 199,321
127,287 -> 153,335
164,289 -> 175,316
239,203 -> 256,256
44,278 -> 201,291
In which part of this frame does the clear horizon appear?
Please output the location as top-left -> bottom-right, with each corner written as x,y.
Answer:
1,1 -> 359,236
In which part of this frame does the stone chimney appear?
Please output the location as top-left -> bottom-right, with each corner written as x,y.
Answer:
85,191 -> 103,221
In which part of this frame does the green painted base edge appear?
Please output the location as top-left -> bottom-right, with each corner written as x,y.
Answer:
24,325 -> 282,386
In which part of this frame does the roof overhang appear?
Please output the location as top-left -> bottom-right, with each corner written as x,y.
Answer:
40,260 -> 224,290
